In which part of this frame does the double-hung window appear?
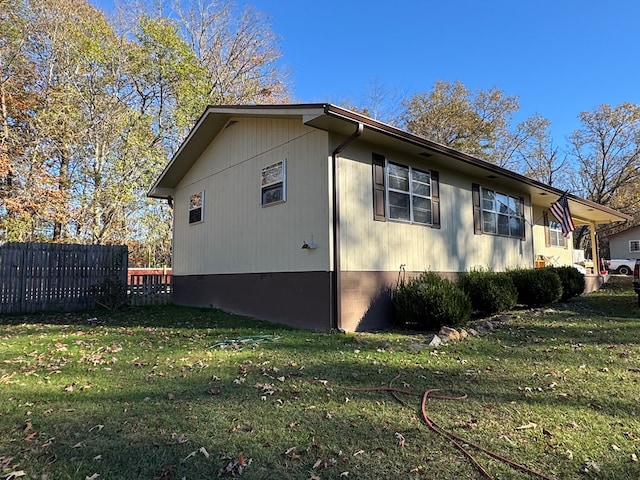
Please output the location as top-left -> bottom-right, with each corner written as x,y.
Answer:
372,153 -> 440,228
188,191 -> 204,224
548,217 -> 566,247
261,160 -> 286,206
387,163 -> 433,225
542,211 -> 567,248
472,184 -> 524,239
630,240 -> 640,253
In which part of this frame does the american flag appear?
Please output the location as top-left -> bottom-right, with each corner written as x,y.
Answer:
549,192 -> 575,238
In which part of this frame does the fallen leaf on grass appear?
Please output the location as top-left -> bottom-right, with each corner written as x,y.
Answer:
284,447 -> 301,460
395,432 -> 406,447
312,459 -> 323,469
218,453 -> 251,477
85,474 -> 100,480
515,422 -> 537,430
172,433 -> 187,444
631,453 -> 638,462
5,471 -> 26,480
353,450 -> 364,456
611,444 -> 621,452
307,475 -> 321,480
0,456 -> 16,470
72,442 -> 84,449
23,421 -> 33,432
89,425 -> 104,432
339,472 -> 349,478
24,432 -> 37,441
182,451 -> 197,463
583,461 -> 600,473
1,372 -> 17,384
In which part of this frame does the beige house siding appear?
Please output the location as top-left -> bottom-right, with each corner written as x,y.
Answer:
173,117 -> 332,275
338,143 -> 533,274
530,204 -> 574,266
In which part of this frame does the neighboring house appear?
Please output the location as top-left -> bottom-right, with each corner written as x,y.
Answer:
607,225 -> 640,261
148,104 -> 630,332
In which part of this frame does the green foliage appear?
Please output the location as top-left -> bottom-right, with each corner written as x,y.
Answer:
0,0 -> 288,252
507,268 -> 563,307
546,265 -> 586,301
394,272 -> 471,330
402,80 -> 521,163
457,269 -> 518,316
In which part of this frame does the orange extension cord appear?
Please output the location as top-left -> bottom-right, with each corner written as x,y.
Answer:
345,380 -> 555,480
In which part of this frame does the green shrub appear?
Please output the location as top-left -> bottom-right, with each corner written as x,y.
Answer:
546,266 -> 585,301
458,269 -> 518,316
393,272 -> 471,330
507,268 -> 562,307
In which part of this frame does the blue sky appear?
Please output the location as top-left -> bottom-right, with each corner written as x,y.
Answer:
95,0 -> 640,145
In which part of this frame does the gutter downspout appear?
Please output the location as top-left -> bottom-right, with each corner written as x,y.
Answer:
331,122 -> 363,331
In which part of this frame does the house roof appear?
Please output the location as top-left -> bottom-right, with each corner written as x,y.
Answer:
605,224 -> 640,239
149,103 -> 631,226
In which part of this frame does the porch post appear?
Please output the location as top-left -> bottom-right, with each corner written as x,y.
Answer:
589,221 -> 598,274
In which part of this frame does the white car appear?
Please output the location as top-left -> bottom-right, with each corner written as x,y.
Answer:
573,264 -> 587,275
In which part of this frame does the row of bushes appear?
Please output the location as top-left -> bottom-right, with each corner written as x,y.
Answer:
394,266 -> 585,331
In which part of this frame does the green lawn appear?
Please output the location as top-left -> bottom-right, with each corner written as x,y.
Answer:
1,276 -> 639,479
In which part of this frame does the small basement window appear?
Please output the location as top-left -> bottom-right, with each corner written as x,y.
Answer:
189,191 -> 204,224
261,160 -> 286,206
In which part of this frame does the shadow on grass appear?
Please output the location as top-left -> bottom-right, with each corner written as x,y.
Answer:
2,277 -> 639,478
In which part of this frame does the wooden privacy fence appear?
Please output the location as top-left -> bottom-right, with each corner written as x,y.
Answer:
128,273 -> 172,306
0,242 -> 128,314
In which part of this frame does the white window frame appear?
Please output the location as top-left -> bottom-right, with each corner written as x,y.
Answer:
188,190 -> 204,225
630,240 -> 640,253
261,160 -> 286,206
386,161 -> 432,225
480,187 -> 523,238
548,218 -> 566,247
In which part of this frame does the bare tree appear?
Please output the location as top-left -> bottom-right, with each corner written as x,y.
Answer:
568,102 -> 640,247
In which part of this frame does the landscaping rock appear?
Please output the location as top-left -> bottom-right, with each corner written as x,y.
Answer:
407,343 -> 428,351
428,335 -> 442,347
439,326 -> 461,341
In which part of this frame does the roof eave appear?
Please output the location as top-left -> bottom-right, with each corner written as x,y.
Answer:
147,103 -> 631,226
